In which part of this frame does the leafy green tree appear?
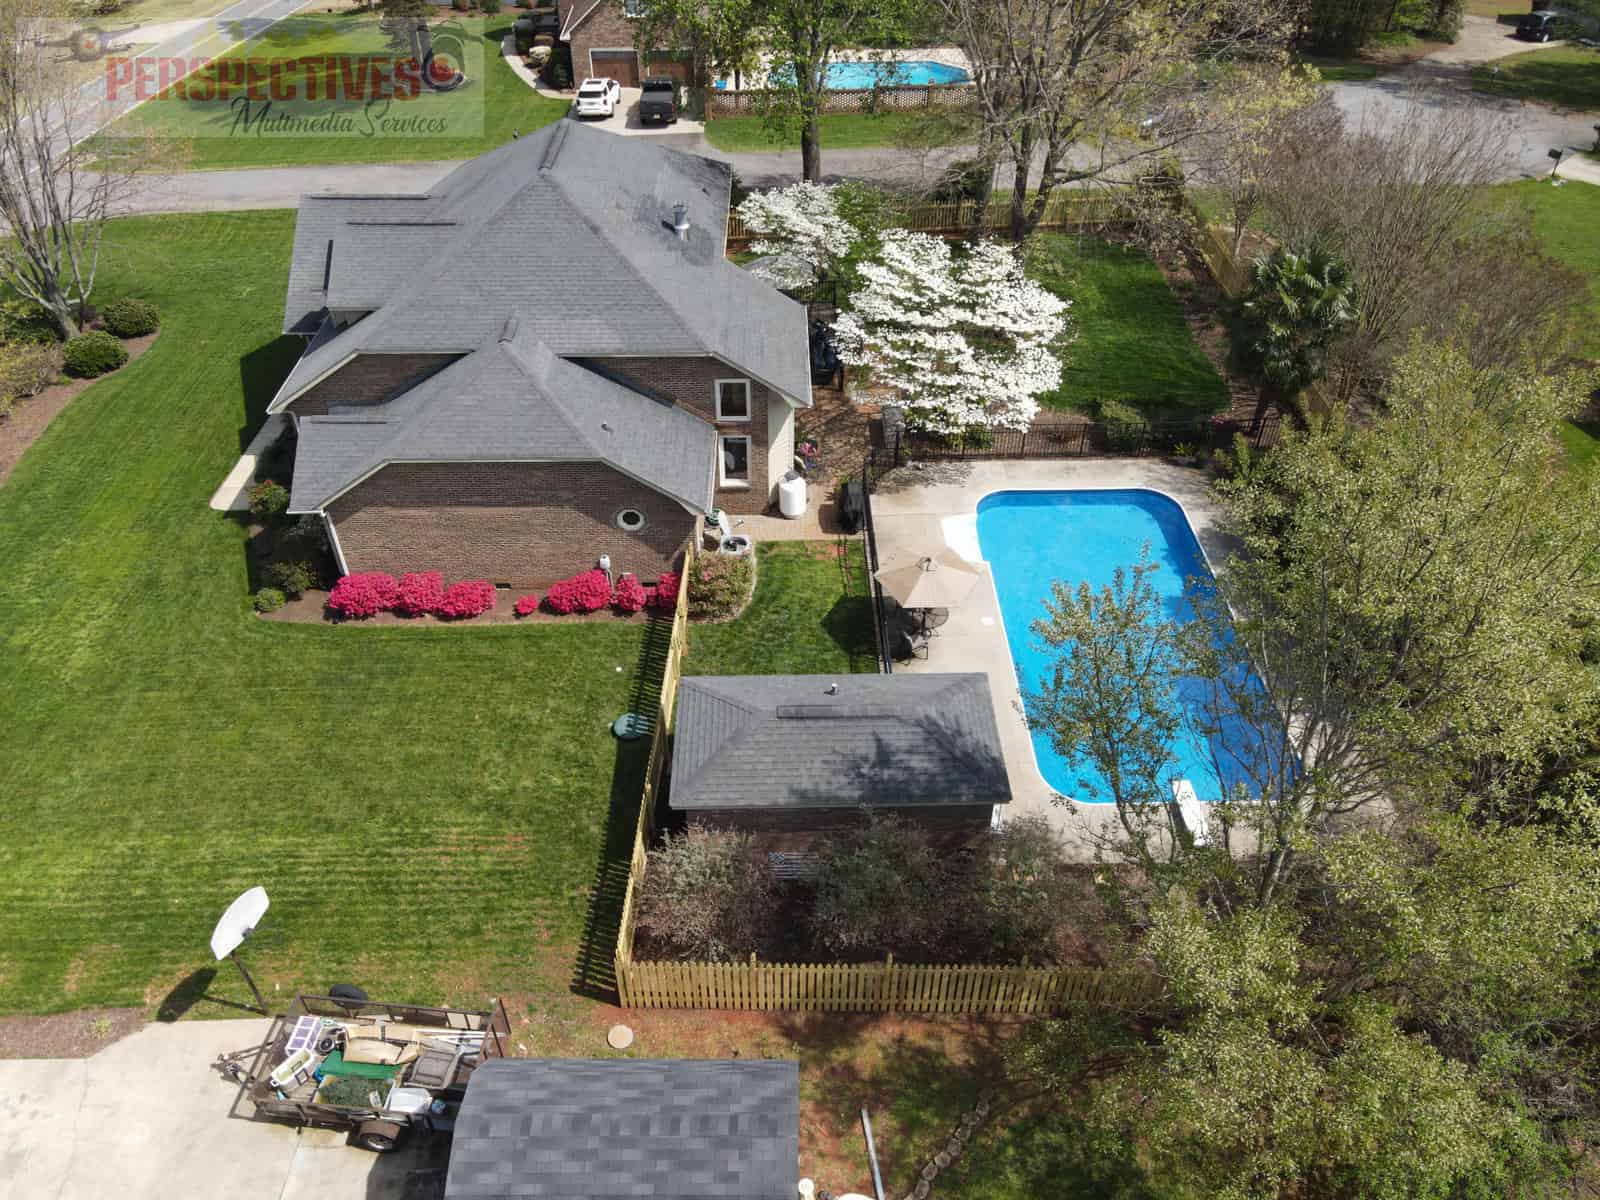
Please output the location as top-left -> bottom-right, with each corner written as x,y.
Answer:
749,0 -> 918,182
378,0 -> 431,61
629,0 -> 760,90
1232,246 -> 1357,404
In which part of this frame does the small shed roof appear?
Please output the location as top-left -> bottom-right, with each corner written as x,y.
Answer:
671,673 -> 1013,811
444,1057 -> 800,1200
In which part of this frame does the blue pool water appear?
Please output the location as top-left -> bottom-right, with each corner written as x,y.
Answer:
976,489 -> 1248,805
748,60 -> 972,90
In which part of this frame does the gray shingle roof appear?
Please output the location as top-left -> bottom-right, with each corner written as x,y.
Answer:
287,320 -> 716,513
444,1058 -> 800,1200
274,121 -> 810,409
672,674 -> 1014,811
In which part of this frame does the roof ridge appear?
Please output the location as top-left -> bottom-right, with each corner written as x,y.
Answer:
672,687 -> 764,800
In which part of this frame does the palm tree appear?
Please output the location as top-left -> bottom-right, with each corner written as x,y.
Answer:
1234,246 -> 1358,403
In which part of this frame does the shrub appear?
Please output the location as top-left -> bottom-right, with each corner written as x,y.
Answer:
514,593 -> 540,617
1098,398 -> 1147,453
253,587 -> 286,613
102,298 -> 160,338
62,331 -> 127,378
478,0 -> 502,12
613,573 -> 648,614
810,814 -> 957,959
649,570 -> 681,611
258,423 -> 297,482
395,570 -> 446,616
0,299 -> 57,345
544,569 -> 612,614
636,825 -> 773,961
277,513 -> 327,555
546,56 -> 571,89
267,559 -> 318,597
0,340 -> 63,415
247,480 -> 290,522
438,579 -> 498,619
687,554 -> 754,621
328,572 -> 400,619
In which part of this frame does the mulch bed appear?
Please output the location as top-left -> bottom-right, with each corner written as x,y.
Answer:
0,1006 -> 146,1060
0,333 -> 160,488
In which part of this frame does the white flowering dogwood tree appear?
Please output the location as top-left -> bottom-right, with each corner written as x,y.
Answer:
735,182 -> 858,291
833,231 -> 1071,434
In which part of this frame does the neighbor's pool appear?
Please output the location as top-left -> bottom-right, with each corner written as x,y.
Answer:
977,489 -> 1250,805
746,60 -> 972,90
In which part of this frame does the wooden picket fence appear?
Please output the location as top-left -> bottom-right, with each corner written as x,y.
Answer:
612,530 -> 697,974
726,189 -> 1127,248
615,956 -> 1156,1014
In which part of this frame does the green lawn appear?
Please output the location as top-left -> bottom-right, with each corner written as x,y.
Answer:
1029,235 -> 1230,420
98,15 -> 568,170
1302,56 -> 1380,81
704,109 -> 970,153
1472,45 -> 1600,110
0,212 -> 872,1015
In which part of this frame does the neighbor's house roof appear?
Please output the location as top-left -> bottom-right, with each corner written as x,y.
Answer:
444,1058 -> 800,1200
272,121 -> 811,413
672,673 -> 1013,811
287,317 -> 716,514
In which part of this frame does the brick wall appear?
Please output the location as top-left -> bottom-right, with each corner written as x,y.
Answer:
586,356 -> 783,514
562,0 -> 637,82
684,804 -> 996,852
327,461 -> 695,588
284,353 -> 459,418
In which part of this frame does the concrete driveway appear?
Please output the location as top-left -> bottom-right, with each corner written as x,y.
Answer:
0,1019 -> 437,1200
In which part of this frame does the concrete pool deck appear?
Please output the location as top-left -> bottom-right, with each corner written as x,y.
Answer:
869,457 -> 1233,857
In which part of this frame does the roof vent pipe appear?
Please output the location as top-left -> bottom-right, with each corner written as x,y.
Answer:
671,202 -> 690,239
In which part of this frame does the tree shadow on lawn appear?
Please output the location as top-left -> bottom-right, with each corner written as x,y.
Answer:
569,612 -> 675,1004
237,336 -> 306,454
823,592 -> 878,670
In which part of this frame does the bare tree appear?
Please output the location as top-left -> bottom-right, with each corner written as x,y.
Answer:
927,0 -> 1302,241
1262,94 -> 1524,385
0,0 -> 170,340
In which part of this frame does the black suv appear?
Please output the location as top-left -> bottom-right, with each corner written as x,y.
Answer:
639,77 -> 679,125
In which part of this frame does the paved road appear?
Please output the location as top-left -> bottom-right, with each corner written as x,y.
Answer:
0,1018 -> 429,1199
110,14 -> 1597,215
1324,15 -> 1599,178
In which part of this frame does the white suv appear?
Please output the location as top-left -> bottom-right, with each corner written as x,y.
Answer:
574,77 -> 622,119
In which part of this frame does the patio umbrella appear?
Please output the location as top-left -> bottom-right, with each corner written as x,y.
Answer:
873,547 -> 984,611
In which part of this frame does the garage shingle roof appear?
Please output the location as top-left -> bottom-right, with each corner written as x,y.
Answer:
444,1058 -> 800,1200
672,673 -> 1013,811
287,319 -> 716,513
274,121 -> 810,411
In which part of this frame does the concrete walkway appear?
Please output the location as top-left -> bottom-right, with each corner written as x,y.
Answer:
210,413 -> 286,511
868,458 -> 1231,858
0,1018 -> 428,1199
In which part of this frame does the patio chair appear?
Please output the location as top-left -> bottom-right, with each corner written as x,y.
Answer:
889,623 -> 929,663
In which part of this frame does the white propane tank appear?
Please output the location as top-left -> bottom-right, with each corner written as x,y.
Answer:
778,473 -> 807,519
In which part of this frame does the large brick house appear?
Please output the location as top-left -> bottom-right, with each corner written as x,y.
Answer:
555,0 -> 693,87
269,121 -> 811,589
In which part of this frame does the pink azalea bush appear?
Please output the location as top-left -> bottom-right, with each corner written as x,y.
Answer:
395,571 -> 445,617
649,571 -> 681,611
437,579 -> 498,620
613,573 -> 648,614
327,572 -> 400,619
544,569 -> 613,615
514,593 -> 540,617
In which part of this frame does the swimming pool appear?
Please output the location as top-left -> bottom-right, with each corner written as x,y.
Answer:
976,489 -> 1246,805
749,60 -> 972,89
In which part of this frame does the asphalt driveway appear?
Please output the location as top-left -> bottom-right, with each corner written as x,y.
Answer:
0,1019 -> 436,1200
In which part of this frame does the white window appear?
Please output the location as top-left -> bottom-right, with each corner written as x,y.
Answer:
715,378 -> 751,422
615,508 -> 648,532
720,435 -> 751,487
622,0 -> 649,17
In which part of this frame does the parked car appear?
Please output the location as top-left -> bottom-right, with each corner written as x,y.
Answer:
574,77 -> 622,119
639,76 -> 679,124
1516,10 -> 1561,40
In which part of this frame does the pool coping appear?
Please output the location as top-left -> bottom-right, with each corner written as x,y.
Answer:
972,485 -> 1226,808
864,459 -> 1235,855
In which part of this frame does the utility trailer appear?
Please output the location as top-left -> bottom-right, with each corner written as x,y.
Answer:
216,992 -> 511,1152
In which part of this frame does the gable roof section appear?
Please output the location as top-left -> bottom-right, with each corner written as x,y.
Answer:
444,1058 -> 800,1200
288,320 -> 716,514
274,122 -> 811,410
672,674 -> 1014,811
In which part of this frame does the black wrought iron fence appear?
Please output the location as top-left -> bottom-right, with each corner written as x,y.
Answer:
860,445 -> 897,675
893,410 -> 1279,463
